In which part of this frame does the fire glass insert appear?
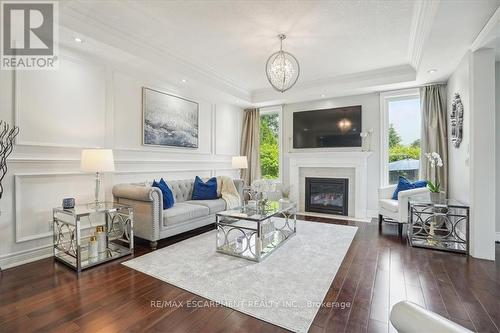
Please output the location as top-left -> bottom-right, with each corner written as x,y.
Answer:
305,177 -> 348,216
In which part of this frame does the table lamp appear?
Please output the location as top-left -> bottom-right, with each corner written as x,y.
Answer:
81,149 -> 115,207
232,156 -> 248,178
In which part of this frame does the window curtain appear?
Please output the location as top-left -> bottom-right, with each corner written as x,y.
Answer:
420,84 -> 448,193
240,108 -> 261,185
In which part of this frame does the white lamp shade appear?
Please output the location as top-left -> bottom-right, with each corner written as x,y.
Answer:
81,149 -> 115,172
232,156 -> 248,169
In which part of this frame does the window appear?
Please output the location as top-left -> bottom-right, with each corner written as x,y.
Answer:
259,107 -> 281,180
380,89 -> 421,185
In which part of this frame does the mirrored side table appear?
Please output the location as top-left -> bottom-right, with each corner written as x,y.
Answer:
408,197 -> 469,254
52,202 -> 134,272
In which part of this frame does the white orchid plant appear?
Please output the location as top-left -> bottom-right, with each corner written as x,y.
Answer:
425,152 -> 443,193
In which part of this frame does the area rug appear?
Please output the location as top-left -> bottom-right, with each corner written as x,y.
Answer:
123,219 -> 357,332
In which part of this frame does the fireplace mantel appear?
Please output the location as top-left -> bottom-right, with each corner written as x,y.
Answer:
288,151 -> 372,218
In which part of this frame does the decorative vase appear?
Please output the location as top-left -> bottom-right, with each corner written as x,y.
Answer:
279,198 -> 290,210
88,235 -> 98,259
95,226 -> 107,253
430,191 -> 445,204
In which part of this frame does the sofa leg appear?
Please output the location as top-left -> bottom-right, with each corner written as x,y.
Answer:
398,223 -> 403,237
150,241 -> 158,251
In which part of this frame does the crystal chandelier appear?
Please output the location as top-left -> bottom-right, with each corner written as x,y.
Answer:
265,34 -> 300,93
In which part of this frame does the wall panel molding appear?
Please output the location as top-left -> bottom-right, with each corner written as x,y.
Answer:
14,54 -> 107,148
14,172 -> 96,243
13,166 -> 237,244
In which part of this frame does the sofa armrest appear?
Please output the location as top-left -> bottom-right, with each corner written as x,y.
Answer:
397,187 -> 429,200
390,301 -> 473,333
112,184 -> 162,203
379,185 -> 397,199
113,184 -> 163,242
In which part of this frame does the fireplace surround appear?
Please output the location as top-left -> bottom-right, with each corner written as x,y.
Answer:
305,177 -> 349,215
288,152 -> 372,218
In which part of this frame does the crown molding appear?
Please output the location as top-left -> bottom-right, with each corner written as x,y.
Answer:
251,64 -> 416,106
471,5 -> 500,51
407,0 -> 440,70
59,2 -> 428,106
60,4 -> 251,102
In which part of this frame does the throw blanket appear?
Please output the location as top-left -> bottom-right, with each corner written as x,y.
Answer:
217,176 -> 240,209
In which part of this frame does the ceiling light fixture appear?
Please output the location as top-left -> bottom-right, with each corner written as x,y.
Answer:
427,69 -> 437,74
265,34 -> 300,93
74,37 -> 83,43
338,119 -> 352,133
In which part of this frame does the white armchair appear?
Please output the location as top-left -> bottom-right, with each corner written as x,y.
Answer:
378,184 -> 429,236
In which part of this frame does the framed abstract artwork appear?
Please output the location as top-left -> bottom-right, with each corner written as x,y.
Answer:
142,87 -> 199,148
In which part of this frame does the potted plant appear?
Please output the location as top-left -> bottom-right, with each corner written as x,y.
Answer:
425,152 -> 445,203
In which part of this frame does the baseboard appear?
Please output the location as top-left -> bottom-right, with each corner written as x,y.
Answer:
0,244 -> 53,270
297,211 -> 371,223
366,209 -> 379,219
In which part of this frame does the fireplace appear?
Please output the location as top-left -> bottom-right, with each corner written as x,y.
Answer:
305,177 -> 349,216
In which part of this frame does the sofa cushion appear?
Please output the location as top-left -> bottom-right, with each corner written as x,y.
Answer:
192,176 -> 218,200
185,199 -> 226,214
392,177 -> 427,200
163,203 -> 209,227
152,179 -> 174,209
379,199 -> 399,213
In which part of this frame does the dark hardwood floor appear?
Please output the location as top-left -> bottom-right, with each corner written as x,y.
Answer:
1,216 -> 499,333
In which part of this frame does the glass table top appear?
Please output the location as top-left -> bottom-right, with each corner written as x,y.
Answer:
217,201 -> 296,222
53,202 -> 132,217
408,194 -> 468,208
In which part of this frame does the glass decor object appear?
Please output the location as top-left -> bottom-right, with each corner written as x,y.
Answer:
265,34 -> 300,93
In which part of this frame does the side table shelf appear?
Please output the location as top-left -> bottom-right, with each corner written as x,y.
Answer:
408,198 -> 469,254
53,202 -> 134,272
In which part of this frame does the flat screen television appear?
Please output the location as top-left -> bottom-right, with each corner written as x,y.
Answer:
293,105 -> 362,148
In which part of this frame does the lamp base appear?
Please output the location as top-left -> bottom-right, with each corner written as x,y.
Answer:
87,201 -> 104,210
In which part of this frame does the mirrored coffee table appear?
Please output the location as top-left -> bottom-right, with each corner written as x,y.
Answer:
216,201 -> 296,262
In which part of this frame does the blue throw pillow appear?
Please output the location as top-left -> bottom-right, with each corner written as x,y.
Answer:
391,177 -> 427,200
192,176 -> 218,200
152,178 -> 175,209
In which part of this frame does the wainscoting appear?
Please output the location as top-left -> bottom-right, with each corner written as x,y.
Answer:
0,47 -> 242,268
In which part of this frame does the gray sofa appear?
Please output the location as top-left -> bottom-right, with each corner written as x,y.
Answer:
112,178 -> 244,249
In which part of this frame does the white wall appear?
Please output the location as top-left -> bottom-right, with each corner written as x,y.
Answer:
447,50 -> 497,260
282,93 -> 380,216
0,47 -> 243,269
469,48 -> 496,260
447,53 -> 471,204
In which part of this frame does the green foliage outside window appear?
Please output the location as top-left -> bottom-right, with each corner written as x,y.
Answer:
388,123 -> 421,162
260,113 -> 279,179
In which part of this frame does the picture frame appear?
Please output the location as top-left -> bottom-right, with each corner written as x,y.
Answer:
142,87 -> 199,148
